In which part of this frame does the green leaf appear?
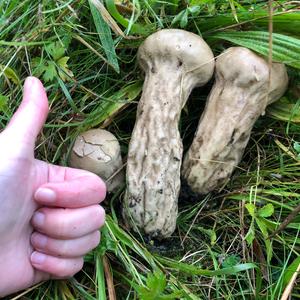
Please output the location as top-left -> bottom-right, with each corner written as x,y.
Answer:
157,256 -> 257,276
293,141 -> 300,154
256,218 -> 268,238
32,57 -> 58,83
0,65 -> 20,84
0,94 -> 9,114
222,255 -> 241,268
245,203 -> 256,217
283,256 -> 300,287
146,270 -> 166,294
137,272 -> 182,300
198,12 -> 300,36
171,10 -> 185,26
256,218 -> 272,263
180,10 -> 189,28
97,225 -> 118,256
272,256 -> 300,298
43,61 -> 57,82
57,56 -> 74,81
265,239 -> 273,263
261,218 -> 277,231
267,97 -> 300,124
245,223 -> 255,245
188,5 -> 201,16
89,0 -> 119,73
190,0 -> 215,6
211,31 -> 300,69
258,203 -> 274,218
105,0 -> 150,35
31,57 -> 46,77
45,42 -> 65,60
195,226 -> 217,245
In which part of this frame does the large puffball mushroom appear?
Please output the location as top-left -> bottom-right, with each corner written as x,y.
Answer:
182,47 -> 288,194
123,29 -> 215,238
69,129 -> 124,192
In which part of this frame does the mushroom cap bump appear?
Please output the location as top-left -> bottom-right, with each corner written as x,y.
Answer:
182,47 -> 288,194
69,129 -> 124,192
123,29 -> 215,238
138,29 -> 215,99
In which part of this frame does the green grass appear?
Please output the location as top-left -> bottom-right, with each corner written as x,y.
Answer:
1,0 -> 300,299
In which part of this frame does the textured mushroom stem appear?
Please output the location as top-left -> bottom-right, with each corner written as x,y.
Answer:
123,29 -> 215,238
124,67 -> 186,237
182,47 -> 288,194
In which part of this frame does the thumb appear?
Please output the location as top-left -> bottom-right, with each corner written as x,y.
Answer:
6,76 -> 49,152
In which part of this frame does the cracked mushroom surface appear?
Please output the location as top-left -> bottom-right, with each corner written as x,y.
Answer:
123,29 -> 215,238
69,129 -> 124,192
182,47 -> 288,194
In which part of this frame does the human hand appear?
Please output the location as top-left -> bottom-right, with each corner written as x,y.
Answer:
0,77 -> 106,297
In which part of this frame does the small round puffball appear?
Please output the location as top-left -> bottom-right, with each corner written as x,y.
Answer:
69,129 -> 124,192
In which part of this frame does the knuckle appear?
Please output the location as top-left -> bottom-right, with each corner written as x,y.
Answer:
55,212 -> 69,238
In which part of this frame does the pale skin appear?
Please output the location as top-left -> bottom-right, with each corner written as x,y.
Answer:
0,77 -> 107,297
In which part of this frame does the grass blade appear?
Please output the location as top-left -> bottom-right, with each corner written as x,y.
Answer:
157,256 -> 257,276
199,11 -> 300,36
82,81 -> 142,130
89,0 -> 119,73
57,77 -> 78,112
211,31 -> 300,68
96,254 -> 107,300
267,97 -> 300,124
105,0 -> 150,35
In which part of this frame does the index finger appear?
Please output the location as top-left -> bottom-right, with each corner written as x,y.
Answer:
34,164 -> 107,208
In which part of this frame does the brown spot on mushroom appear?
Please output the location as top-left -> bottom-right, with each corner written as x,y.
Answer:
129,201 -> 137,208
228,129 -> 237,145
177,60 -> 183,68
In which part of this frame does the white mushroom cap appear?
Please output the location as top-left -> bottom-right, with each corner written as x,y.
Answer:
216,47 -> 288,106
138,29 -> 215,98
69,129 -> 124,192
